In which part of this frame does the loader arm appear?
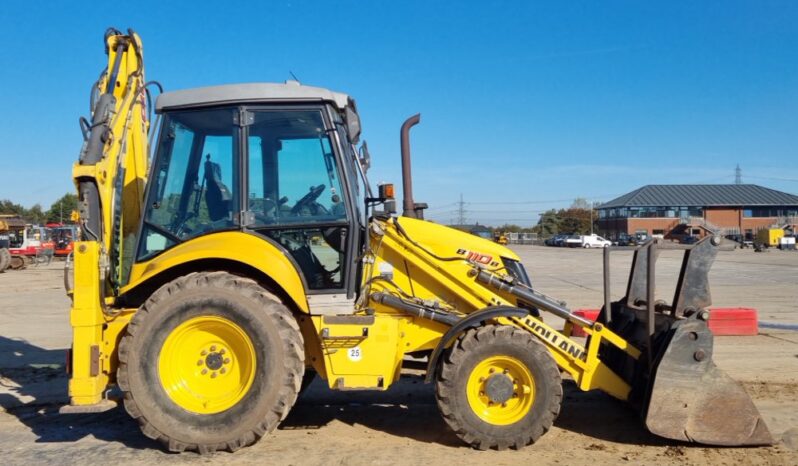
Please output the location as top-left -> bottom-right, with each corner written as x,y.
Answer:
65,29 -> 151,409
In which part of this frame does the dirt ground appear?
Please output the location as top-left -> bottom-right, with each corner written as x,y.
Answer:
1,246 -> 797,465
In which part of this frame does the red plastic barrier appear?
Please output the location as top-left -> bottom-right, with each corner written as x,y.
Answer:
568,307 -> 758,337
571,309 -> 600,337
707,308 -> 759,336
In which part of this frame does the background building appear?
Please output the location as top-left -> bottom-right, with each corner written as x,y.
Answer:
597,184 -> 798,241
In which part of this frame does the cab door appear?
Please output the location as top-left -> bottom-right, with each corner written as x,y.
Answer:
244,107 -> 357,309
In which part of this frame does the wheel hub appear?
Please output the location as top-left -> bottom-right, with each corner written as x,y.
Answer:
205,352 -> 224,371
159,316 -> 256,414
466,355 -> 536,425
485,374 -> 514,404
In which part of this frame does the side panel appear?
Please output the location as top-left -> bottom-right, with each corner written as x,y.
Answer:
124,231 -> 309,312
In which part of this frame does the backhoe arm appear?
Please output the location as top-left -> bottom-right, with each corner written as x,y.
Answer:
65,28 -> 150,409
72,28 -> 150,290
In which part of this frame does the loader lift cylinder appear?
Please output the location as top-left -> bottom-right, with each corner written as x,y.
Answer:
475,270 -> 594,328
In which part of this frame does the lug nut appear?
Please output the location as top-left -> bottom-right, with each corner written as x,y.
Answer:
479,377 -> 485,382
220,349 -> 226,355
210,345 -> 217,352
197,360 -> 203,366
223,358 -> 231,365
480,391 -> 485,396
501,402 -> 507,408
201,350 -> 208,356
503,369 -> 510,375
211,372 -> 217,378
220,368 -> 226,374
513,393 -> 518,398
201,369 -> 208,375
489,368 -> 495,374
694,349 -> 707,362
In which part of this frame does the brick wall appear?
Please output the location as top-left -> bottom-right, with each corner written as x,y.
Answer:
599,207 -> 786,241
705,208 -> 741,231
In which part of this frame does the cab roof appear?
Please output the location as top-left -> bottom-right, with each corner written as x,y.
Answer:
155,81 -> 352,112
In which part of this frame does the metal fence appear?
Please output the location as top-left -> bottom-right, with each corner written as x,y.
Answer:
507,232 -> 538,244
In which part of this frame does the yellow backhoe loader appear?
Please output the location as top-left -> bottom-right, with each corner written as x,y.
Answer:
61,29 -> 772,453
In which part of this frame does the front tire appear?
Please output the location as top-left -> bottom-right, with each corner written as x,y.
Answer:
118,271 -> 304,453
436,325 -> 562,450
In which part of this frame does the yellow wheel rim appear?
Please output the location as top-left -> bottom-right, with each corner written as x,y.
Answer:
466,355 -> 535,425
158,315 -> 256,414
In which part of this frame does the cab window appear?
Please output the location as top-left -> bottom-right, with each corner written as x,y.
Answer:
138,108 -> 238,260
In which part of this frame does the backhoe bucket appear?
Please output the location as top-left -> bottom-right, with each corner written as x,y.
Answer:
643,315 -> 772,445
600,237 -> 774,446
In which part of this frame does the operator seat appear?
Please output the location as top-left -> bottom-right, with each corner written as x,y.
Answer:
204,156 -> 232,222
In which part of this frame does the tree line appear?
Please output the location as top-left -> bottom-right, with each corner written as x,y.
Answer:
0,193 -> 78,225
532,198 -> 600,236
480,198 -> 601,237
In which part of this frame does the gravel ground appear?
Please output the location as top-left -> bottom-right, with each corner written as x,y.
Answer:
0,246 -> 796,465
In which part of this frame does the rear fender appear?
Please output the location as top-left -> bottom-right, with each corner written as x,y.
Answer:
124,231 -> 309,312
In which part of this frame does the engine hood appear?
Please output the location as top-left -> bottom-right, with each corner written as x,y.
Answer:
392,216 -> 520,265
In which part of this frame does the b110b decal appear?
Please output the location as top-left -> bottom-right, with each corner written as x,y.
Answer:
456,249 -> 500,267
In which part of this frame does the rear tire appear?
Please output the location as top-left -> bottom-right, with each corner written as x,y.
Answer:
9,255 -> 25,270
0,248 -> 10,272
436,325 -> 562,450
118,271 -> 304,453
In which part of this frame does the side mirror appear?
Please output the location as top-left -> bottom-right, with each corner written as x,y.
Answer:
358,141 -> 371,173
345,105 -> 361,144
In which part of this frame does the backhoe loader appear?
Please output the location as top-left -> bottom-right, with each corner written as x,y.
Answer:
61,28 -> 772,453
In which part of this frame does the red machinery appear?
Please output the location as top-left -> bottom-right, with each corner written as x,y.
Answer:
47,223 -> 79,256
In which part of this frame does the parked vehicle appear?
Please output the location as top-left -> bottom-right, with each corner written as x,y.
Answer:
681,236 -> 699,245
615,232 -> 649,246
564,234 -> 583,247
581,234 -> 611,248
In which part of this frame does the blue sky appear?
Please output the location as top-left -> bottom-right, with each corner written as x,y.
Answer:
1,1 -> 797,226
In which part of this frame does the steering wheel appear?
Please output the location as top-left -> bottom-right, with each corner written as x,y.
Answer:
291,184 -> 326,215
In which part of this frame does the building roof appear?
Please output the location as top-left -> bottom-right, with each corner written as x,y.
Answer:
599,184 -> 798,208
156,81 -> 352,112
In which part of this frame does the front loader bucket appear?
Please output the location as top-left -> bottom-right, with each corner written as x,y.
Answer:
599,236 -> 774,446
643,315 -> 773,445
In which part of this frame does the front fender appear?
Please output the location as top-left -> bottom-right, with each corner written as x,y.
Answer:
424,306 -> 530,383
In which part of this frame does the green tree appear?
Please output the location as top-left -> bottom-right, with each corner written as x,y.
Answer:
26,204 -> 46,224
559,207 -> 592,234
46,193 -> 79,224
0,199 -> 26,216
536,209 -> 561,236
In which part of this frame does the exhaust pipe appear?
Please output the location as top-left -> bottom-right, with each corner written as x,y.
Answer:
400,114 -> 421,218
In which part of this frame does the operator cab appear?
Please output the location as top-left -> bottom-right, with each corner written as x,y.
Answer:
138,82 -> 368,295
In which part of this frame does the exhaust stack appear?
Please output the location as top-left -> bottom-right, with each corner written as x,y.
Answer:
400,114 -> 426,219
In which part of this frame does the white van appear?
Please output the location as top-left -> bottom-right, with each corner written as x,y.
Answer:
582,234 -> 612,248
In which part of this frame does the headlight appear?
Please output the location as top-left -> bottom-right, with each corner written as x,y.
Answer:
502,258 -> 531,287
